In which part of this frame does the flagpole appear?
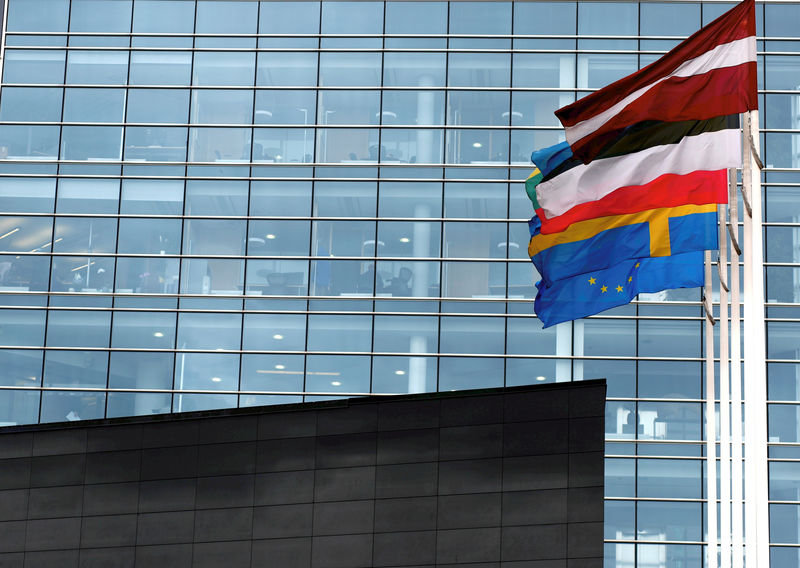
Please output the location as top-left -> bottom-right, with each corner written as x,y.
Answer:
741,109 -> 768,568
704,250 -> 718,568
718,199 -> 731,568
728,167 -> 745,568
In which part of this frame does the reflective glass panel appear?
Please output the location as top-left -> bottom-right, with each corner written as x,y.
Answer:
129,52 -> 192,85
196,1 -> 257,47
127,89 -> 190,123
259,1 -> 320,48
193,53 -> 256,87
66,51 -> 128,84
63,88 -> 125,123
0,88 -> 63,123
3,51 -> 66,84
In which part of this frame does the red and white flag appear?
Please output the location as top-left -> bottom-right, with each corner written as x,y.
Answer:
555,0 -> 757,164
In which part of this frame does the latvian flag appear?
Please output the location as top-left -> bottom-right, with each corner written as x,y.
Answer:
527,0 -> 757,326
556,0 -> 756,165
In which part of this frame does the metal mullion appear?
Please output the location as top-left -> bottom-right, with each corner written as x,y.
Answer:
239,1 -> 261,411
103,0 -> 136,421
36,0 -> 74,424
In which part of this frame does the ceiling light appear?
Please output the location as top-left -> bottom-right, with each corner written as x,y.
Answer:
153,332 -> 164,338
472,142 -> 482,148
331,381 -> 342,386
275,364 -> 285,370
273,334 -> 284,340
211,377 -> 222,382
265,234 -> 276,239
536,375 -> 547,381
395,370 -> 406,375
399,237 -> 410,243
0,227 -> 20,240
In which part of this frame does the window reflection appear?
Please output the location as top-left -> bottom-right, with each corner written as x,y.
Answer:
66,50 -> 128,84
3,51 -> 66,84
0,125 -> 60,159
116,257 -> 179,294
51,256 -> 114,293
0,87 -> 63,123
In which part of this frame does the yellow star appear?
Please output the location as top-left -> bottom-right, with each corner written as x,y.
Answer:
616,285 -> 623,292
588,277 -> 596,285
628,276 -> 633,282
635,262 -> 640,268
600,285 -> 607,293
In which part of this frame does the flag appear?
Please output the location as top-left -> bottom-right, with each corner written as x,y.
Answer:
534,114 -> 737,232
534,251 -> 705,328
528,204 -> 718,286
555,0 -> 756,164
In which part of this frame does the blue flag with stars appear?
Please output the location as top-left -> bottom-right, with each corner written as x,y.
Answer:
533,250 -> 704,328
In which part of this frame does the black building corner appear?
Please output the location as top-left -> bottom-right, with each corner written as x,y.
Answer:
0,380 -> 605,568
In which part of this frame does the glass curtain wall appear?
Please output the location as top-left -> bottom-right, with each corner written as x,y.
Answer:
0,1 -> 798,566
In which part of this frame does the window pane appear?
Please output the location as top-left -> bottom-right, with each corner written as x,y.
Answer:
241,354 -> 304,393
70,0 -> 132,33
448,54 -> 510,88
1,191 -> 55,229
638,459 -> 702,499
192,90 -> 254,125
307,314 -> 372,352
118,218 -> 181,255
255,90 -> 316,126
439,357 -> 503,391
56,178 -> 118,214
8,0 -> 68,32
0,126 -> 60,159
111,312 -> 175,350
130,52 -> 192,85
243,314 -> 306,351
259,1 -> 320,48
250,181 -> 311,216
121,179 -> 183,215
0,88 -> 63,122
180,258 -> 244,294
127,89 -> 190,123
372,356 -> 437,394
319,53 -> 382,87
133,0 -> 194,46
0,216 -> 54,253
40,390 -> 105,422
193,53 -> 255,87
245,259 -> 308,296
257,52 -> 318,86
63,88 -> 125,123
66,51 -> 128,84
3,51 -> 66,84
384,53 -> 446,87
60,126 -> 123,160
174,353 -> 239,393
115,257 -> 179,293
305,355 -> 370,394
178,313 -> 242,351
125,127 -> 188,162
196,1 -> 258,47
189,127 -> 252,162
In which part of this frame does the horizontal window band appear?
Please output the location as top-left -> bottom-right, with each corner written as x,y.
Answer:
0,83 -> 793,95
0,44 -> 792,56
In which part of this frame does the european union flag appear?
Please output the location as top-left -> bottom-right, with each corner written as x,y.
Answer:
533,250 -> 705,328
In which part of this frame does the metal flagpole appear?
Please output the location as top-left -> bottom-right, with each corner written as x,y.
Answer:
718,199 -> 732,568
728,167 -> 745,568
704,250 -> 718,568
741,110 -> 769,567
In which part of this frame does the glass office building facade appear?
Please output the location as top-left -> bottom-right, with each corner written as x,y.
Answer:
0,0 -> 797,565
